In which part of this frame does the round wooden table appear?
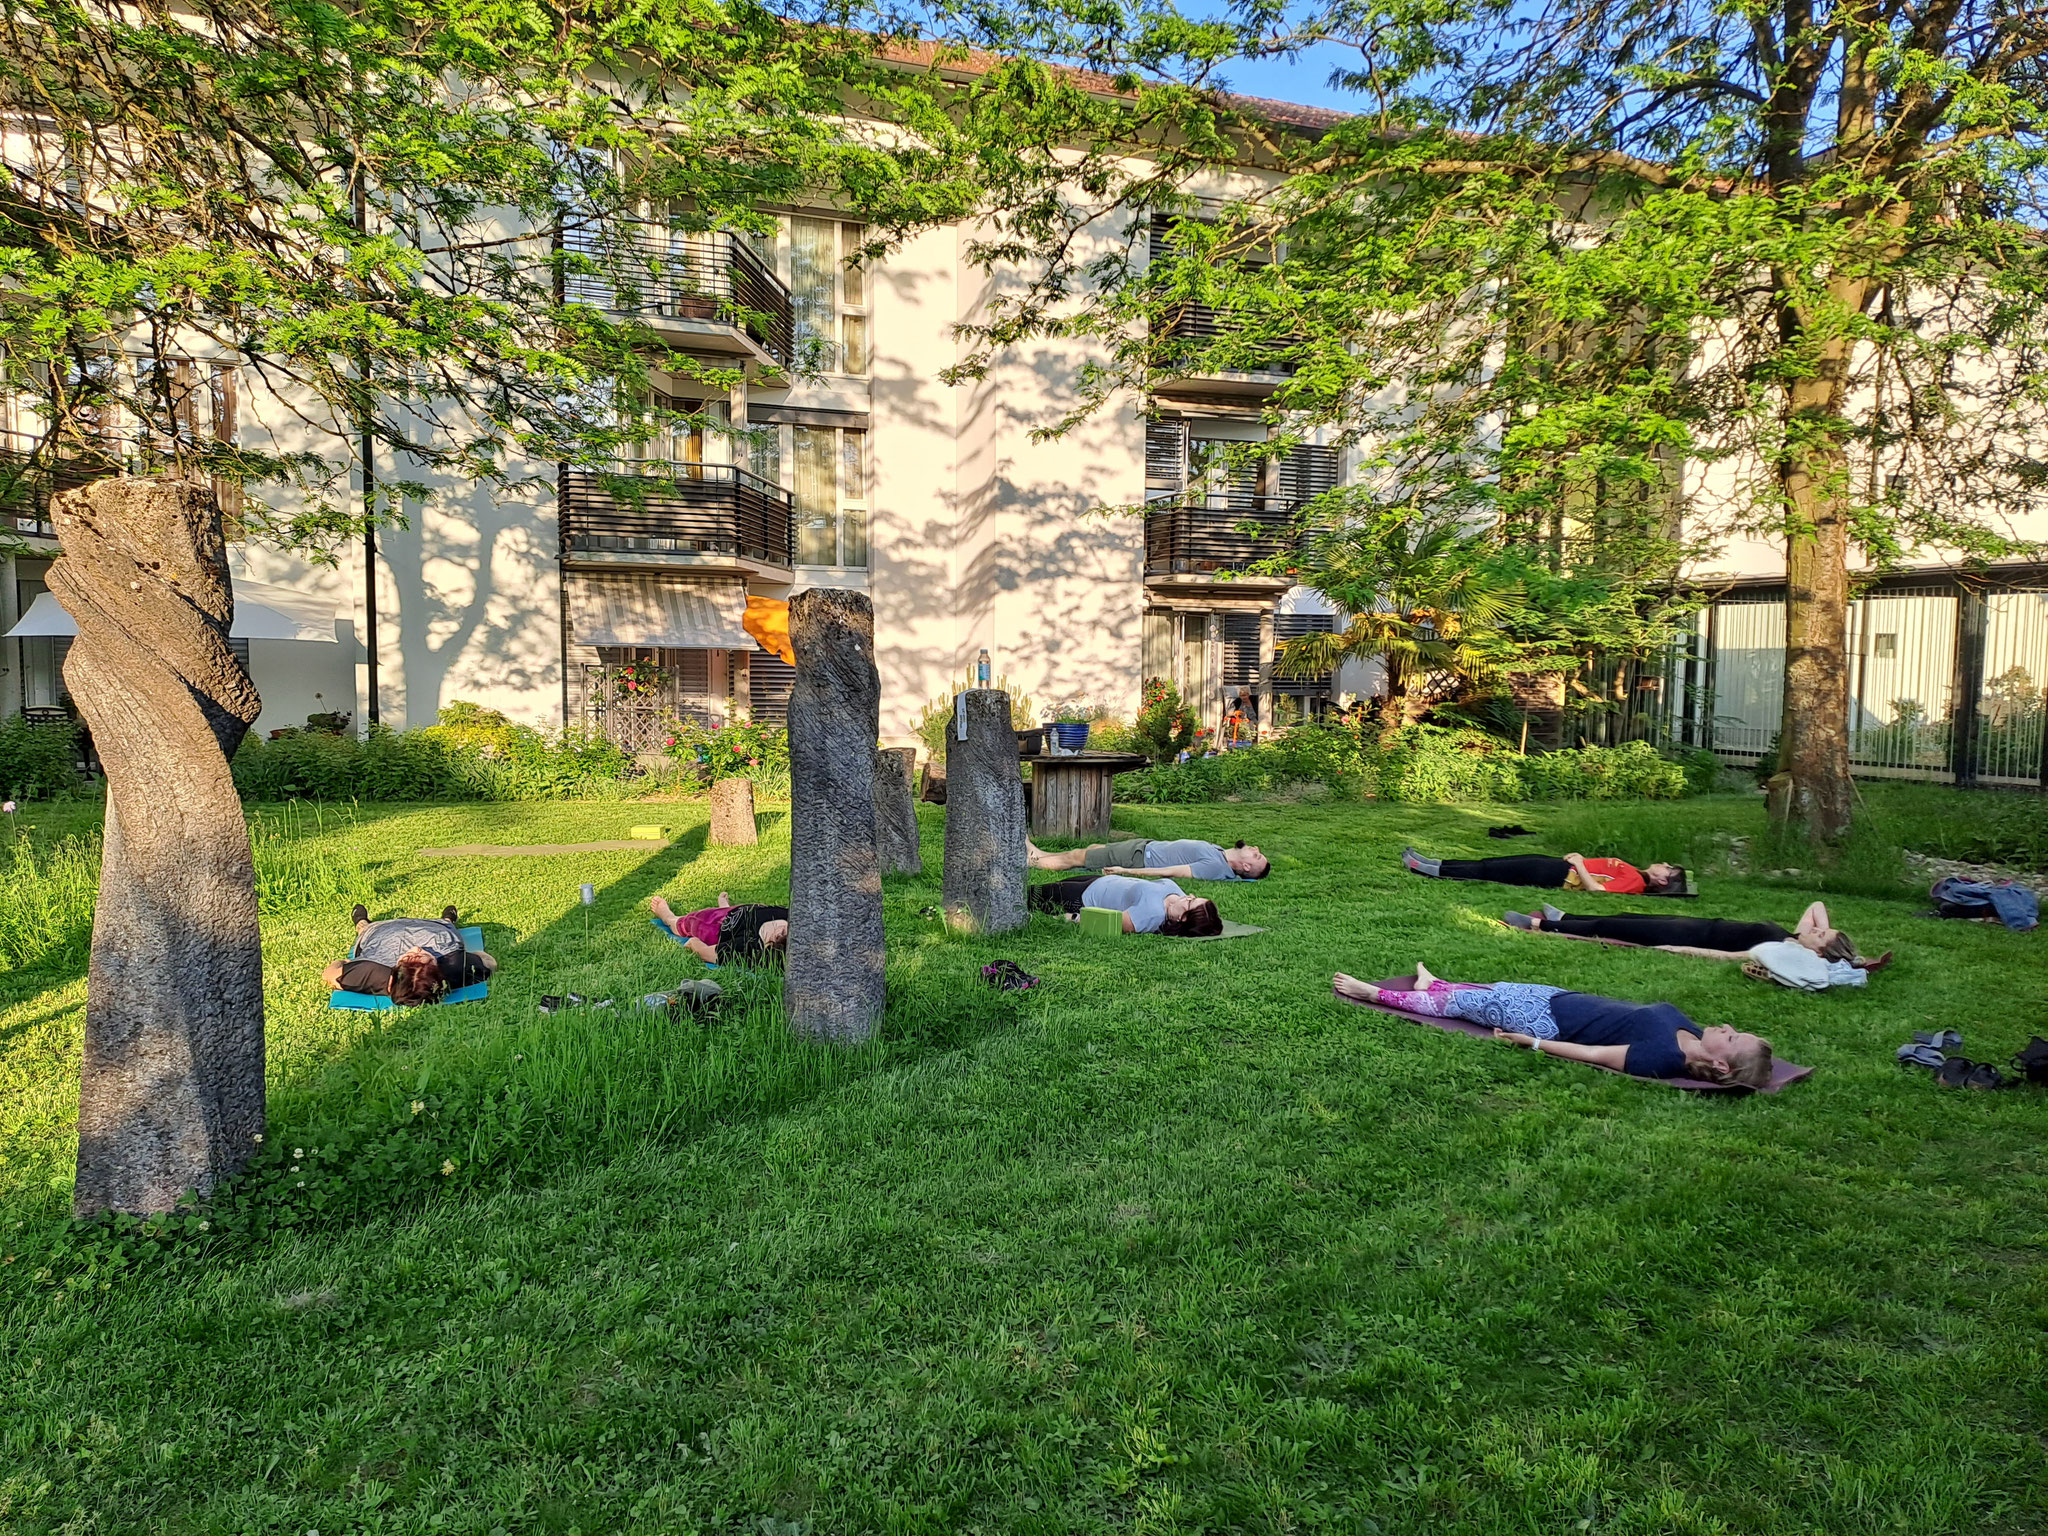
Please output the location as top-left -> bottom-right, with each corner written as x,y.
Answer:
1021,752 -> 1152,839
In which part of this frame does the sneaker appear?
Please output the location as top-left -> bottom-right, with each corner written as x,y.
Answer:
1540,904 -> 1566,923
351,904 -> 370,925
1502,911 -> 1537,931
442,905 -> 459,924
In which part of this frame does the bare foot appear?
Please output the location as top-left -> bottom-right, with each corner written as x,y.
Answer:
650,896 -> 676,924
1332,972 -> 1380,1003
717,891 -> 731,908
1414,961 -> 1439,988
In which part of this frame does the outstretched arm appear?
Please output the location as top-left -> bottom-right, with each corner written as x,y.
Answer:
684,937 -> 719,963
322,960 -> 345,989
1101,864 -> 1195,879
1494,1030 -> 1629,1069
1652,944 -> 1747,960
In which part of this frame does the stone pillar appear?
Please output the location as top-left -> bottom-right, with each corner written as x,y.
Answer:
873,746 -> 923,875
708,776 -> 758,845
941,688 -> 1027,933
784,589 -> 885,1043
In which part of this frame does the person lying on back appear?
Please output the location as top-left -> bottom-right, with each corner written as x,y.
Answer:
651,893 -> 789,963
1027,874 -> 1225,935
322,905 -> 497,1005
1403,847 -> 1688,898
1503,899 -> 1888,967
1027,836 -> 1268,880
1334,964 -> 1774,1087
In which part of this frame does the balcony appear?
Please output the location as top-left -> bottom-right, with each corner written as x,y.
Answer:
1143,494 -> 1303,586
1152,304 -> 1299,402
560,462 -> 794,574
561,226 -> 795,370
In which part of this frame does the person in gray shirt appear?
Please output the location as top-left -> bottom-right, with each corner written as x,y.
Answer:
1025,836 -> 1268,880
323,904 -> 497,1005
1027,874 -> 1224,935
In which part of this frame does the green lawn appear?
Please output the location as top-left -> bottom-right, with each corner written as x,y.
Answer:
2,791 -> 2045,1535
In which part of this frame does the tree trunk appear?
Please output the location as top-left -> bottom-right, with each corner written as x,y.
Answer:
783,589 -> 885,1044
50,477 -> 265,1217
1774,375 -> 1856,841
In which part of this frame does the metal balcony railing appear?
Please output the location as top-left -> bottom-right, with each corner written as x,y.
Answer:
561,462 -> 794,568
1154,304 -> 1299,378
561,225 -> 795,368
1143,493 -> 1305,578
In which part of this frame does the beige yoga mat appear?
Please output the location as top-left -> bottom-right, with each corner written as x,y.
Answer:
421,840 -> 671,857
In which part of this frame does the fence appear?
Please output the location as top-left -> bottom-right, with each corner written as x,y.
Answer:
1658,574 -> 2048,787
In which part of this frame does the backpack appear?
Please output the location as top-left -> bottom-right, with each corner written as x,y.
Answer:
2013,1036 -> 2048,1087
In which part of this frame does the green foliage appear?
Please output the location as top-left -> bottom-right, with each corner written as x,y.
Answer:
231,721 -> 641,802
914,675 -> 1037,761
0,714 -> 81,798
1121,723 -> 1691,804
0,829 -> 97,972
663,719 -> 791,797
1130,676 -> 1206,763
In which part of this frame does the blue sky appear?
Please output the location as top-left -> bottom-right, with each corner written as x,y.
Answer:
1193,39 -> 1361,111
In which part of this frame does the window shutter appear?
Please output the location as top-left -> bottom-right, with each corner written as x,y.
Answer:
1145,420 -> 1187,497
1277,444 -> 1340,504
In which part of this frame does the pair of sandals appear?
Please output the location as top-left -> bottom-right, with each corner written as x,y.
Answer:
1897,1029 -> 2007,1089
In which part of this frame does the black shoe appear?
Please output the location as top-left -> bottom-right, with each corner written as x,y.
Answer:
1487,824 -> 1533,838
442,905 -> 459,924
351,904 -> 369,925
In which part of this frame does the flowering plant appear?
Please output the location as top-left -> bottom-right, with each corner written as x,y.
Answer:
1133,677 -> 1200,763
614,659 -> 666,698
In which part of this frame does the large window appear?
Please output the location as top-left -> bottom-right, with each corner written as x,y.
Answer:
778,424 -> 867,568
787,215 -> 867,375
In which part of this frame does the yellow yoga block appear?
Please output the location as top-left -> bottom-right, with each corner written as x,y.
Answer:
628,825 -> 671,840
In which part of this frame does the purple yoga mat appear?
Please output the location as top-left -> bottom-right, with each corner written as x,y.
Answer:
1334,975 -> 1815,1094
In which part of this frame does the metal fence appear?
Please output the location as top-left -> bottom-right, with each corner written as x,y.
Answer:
1656,577 -> 2048,787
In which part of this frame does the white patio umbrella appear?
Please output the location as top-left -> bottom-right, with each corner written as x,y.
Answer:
5,578 -> 339,642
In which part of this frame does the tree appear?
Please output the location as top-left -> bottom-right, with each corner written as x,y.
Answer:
1273,512 -> 1529,731
0,0 -> 988,1215
940,0 -> 2048,839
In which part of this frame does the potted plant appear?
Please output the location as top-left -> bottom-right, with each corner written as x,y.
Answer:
1046,700 -> 1094,752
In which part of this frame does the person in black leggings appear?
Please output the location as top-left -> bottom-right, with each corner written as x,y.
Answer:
1504,899 -> 1886,967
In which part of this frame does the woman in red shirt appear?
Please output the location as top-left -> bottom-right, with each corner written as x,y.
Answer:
1402,847 -> 1690,898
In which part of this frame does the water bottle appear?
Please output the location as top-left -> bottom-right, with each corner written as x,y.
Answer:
976,648 -> 991,688
579,883 -> 596,906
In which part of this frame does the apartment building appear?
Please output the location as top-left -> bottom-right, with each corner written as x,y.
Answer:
3,195 -> 1362,750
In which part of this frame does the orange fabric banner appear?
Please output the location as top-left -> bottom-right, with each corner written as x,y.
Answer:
743,596 -> 795,664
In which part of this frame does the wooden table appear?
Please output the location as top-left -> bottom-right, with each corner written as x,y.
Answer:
1020,752 -> 1151,839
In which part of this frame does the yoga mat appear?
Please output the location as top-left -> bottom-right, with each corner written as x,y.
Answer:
1497,919 -> 1638,949
1180,920 -> 1266,941
1333,975 -> 1813,1094
331,927 -> 491,1011
651,915 -> 719,966
1069,908 -> 1264,940
421,841 -> 670,856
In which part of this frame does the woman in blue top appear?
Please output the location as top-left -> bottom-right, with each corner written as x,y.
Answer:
1028,874 -> 1225,936
1334,965 -> 1774,1087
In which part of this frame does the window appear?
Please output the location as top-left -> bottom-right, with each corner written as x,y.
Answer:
1873,632 -> 1898,659
790,425 -> 867,568
787,215 -> 867,375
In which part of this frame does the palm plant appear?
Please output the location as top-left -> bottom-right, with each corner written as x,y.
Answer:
1276,515 -> 1528,731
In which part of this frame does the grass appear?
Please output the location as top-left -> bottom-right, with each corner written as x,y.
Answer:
1,788 -> 2046,1534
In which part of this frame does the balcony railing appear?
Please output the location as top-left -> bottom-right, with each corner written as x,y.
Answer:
1155,304 -> 1299,378
1143,493 -> 1305,578
562,225 -> 795,368
561,462 -> 794,568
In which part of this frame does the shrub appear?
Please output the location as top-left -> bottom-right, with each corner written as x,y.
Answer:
232,718 -> 640,802
664,719 -> 791,796
0,713 -> 82,798
914,674 -> 1036,760
1131,677 -> 1206,763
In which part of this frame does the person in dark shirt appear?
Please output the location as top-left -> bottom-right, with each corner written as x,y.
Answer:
650,893 -> 790,963
1334,964 -> 1774,1086
322,905 -> 496,1005
1504,899 -> 1875,964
